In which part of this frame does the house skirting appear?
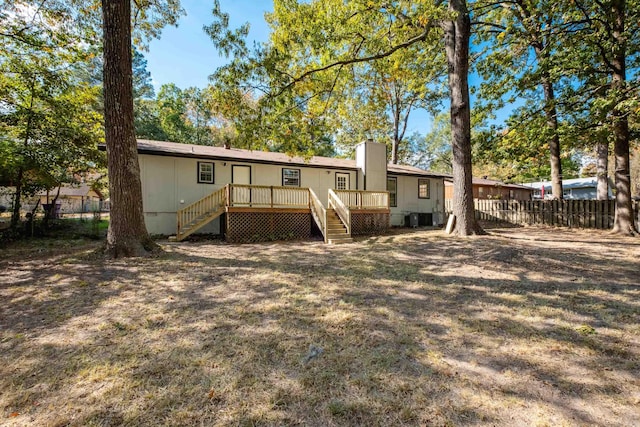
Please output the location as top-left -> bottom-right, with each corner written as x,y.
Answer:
225,208 -> 312,243
351,210 -> 390,236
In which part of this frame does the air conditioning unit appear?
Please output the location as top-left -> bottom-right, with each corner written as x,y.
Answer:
409,212 -> 419,228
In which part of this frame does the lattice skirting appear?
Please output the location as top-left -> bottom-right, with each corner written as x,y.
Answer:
226,211 -> 312,243
351,212 -> 390,236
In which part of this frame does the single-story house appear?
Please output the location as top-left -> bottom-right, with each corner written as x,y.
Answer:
444,177 -> 533,201
521,177 -> 613,199
134,139 -> 447,243
37,184 -> 103,214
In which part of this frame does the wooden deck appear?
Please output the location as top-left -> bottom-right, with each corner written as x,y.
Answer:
176,184 -> 390,243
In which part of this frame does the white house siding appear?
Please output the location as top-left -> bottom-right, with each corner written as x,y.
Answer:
139,154 -> 358,236
389,175 -> 444,226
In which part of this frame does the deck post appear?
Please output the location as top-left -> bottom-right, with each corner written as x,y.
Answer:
270,186 -> 274,208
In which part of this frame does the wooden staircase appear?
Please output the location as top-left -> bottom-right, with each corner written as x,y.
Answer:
176,187 -> 226,241
325,208 -> 352,244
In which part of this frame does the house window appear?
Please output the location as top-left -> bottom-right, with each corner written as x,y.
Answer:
509,189 -> 515,199
418,179 -> 430,199
282,168 -> 300,187
387,177 -> 397,207
336,173 -> 349,190
198,162 -> 214,184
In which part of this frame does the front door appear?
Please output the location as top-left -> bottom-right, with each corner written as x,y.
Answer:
232,165 -> 251,204
336,173 -> 350,190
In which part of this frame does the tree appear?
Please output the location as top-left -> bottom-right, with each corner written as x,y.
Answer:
569,0 -> 639,234
102,0 -> 156,256
446,0 -> 483,234
473,109 -> 582,183
0,1 -> 103,230
473,0 -> 576,199
407,113 -> 453,173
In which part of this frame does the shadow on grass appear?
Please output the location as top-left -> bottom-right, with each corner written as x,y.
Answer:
1,229 -> 638,426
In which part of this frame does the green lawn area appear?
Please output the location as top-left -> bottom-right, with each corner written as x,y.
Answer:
1,227 -> 638,426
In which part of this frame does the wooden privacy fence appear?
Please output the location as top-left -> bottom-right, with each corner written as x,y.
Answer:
445,199 -> 640,229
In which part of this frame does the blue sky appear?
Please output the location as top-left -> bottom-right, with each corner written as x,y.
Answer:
146,0 -> 272,91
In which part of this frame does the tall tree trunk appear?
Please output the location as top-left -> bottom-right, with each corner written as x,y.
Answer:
10,168 -> 24,230
42,185 -> 62,229
539,77 -> 563,200
596,141 -> 609,200
391,91 -> 400,164
610,0 -> 636,234
445,0 -> 482,235
102,0 -> 157,256
11,75 -> 36,231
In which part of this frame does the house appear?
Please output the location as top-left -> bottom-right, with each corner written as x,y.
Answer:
135,139 -> 447,243
37,184 -> 103,214
444,177 -> 533,201
521,177 -> 613,199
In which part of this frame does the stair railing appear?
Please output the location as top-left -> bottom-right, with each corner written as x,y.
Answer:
309,188 -> 327,242
177,186 -> 227,239
328,189 -> 351,236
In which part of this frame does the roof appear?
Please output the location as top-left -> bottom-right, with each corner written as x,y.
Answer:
36,184 -> 101,198
135,139 -> 449,178
444,177 -> 533,190
520,177 -> 600,190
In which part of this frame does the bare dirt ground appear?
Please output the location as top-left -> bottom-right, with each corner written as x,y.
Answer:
1,226 -> 639,426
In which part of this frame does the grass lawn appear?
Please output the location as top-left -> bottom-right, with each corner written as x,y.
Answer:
1,227 -> 639,426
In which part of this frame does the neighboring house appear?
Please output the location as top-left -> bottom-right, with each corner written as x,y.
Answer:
521,177 -> 613,199
444,177 -> 533,201
134,139 -> 447,243
0,187 -> 14,210
0,187 -> 39,213
37,184 -> 104,214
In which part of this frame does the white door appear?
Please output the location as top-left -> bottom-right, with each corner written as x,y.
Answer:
232,165 -> 251,204
232,165 -> 251,184
336,173 -> 350,190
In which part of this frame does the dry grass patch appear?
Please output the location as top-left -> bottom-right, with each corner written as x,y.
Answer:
1,227 -> 639,426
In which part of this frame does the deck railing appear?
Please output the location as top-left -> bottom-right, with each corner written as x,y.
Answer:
309,188 -> 327,242
228,184 -> 310,208
333,189 -> 390,209
177,186 -> 226,238
328,189 -> 351,235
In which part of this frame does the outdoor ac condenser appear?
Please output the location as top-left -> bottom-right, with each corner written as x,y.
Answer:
409,212 -> 419,228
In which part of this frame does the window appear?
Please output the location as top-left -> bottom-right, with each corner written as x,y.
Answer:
418,179 -> 430,199
282,168 -> 300,187
387,177 -> 397,207
336,173 -> 349,190
198,162 -> 214,184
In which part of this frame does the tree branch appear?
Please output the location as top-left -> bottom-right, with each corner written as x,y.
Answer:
271,27 -> 434,98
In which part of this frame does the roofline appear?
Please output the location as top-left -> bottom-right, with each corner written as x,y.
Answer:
136,147 -> 359,172
386,171 -> 448,179
444,178 -> 532,190
101,143 -> 446,179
